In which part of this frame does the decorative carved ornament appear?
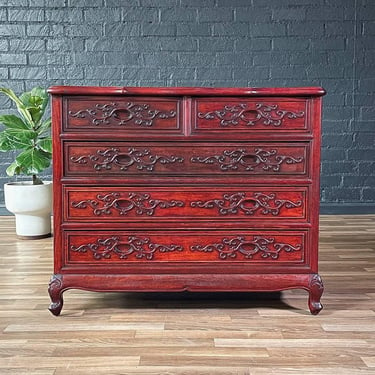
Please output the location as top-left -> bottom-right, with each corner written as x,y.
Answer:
70,236 -> 183,260
190,192 -> 302,216
191,148 -> 304,172
69,102 -> 176,127
198,103 -> 304,127
70,147 -> 184,172
191,236 -> 302,260
71,192 -> 184,216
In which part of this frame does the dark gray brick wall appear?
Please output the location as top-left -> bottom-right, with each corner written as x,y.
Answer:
0,0 -> 374,214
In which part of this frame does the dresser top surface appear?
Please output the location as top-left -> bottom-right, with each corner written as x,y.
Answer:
48,86 -> 326,97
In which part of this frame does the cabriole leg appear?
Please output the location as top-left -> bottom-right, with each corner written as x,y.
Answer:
48,274 -> 64,316
308,273 -> 324,315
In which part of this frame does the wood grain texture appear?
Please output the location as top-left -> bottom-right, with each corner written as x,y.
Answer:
0,215 -> 374,374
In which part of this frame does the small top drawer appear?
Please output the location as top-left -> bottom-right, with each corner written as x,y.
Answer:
192,98 -> 307,135
63,96 -> 182,135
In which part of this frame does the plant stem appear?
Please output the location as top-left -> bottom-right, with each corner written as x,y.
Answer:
32,174 -> 43,185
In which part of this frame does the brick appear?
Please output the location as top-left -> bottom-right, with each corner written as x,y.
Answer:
215,52 -> 253,67
85,66 -> 122,80
85,8 -> 121,22
198,38 -> 235,52
358,161 -> 375,175
359,78 -> 375,92
343,175 -> 375,187
0,68 -> 8,79
28,53 -> 69,66
0,40 -> 7,51
321,148 -> 346,160
199,8 -> 234,22
363,188 -> 375,200
272,8 -> 306,21
8,9 -> 45,22
142,23 -> 176,36
159,37 -> 197,51
354,132 -> 375,147
347,149 -> 375,161
48,66 -> 84,80
216,0 -> 252,6
363,21 -> 375,35
65,24 -> 103,37
10,67 -> 47,80
104,52 -> 140,65
234,66 -> 269,80
311,37 -> 346,50
177,24 -> 211,37
160,67 -> 196,80
142,52 -> 177,66
360,107 -> 375,121
322,134 -> 354,148
0,53 -> 27,65
253,52 -> 289,66
351,121 -> 374,132
320,175 -> 342,188
68,0 -> 103,6
288,22 -> 324,36
45,9 -> 84,22
140,0 -> 177,6
180,0 -> 215,6
213,23 -> 248,36
235,8 -> 271,22
46,38 -> 84,52
273,37 -> 309,50
0,9 -> 6,21
307,7 -> 344,21
271,66 -> 308,79
0,24 -> 25,37
325,21 -> 355,36
324,188 -> 361,202
122,7 -> 158,22
196,67 -> 233,80
161,7 -> 196,22
27,25 -> 64,37
105,23 -> 140,37
178,52 -> 215,66
250,23 -> 287,37
322,161 -> 358,176
123,67 -> 160,80
307,66 -> 345,79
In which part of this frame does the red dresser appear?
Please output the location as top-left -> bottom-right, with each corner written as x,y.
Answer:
48,86 -> 325,315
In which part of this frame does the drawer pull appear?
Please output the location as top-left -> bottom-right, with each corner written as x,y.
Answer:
69,102 -> 177,127
197,103 -> 304,127
190,192 -> 302,216
70,147 -> 184,172
71,192 -> 184,216
70,236 -> 183,260
191,236 -> 302,260
191,148 -> 304,172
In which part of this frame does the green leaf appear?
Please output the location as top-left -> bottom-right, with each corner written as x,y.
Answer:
20,87 -> 48,125
6,160 -> 23,176
37,138 -> 52,153
0,128 -> 36,151
0,87 -> 34,127
36,118 -> 51,134
0,114 -> 29,130
15,148 -> 51,175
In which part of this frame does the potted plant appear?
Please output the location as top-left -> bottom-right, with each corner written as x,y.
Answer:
0,87 -> 52,239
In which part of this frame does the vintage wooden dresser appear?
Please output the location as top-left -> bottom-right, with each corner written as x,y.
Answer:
48,86 -> 325,315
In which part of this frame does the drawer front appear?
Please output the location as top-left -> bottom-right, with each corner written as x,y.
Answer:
64,96 -> 182,134
64,186 -> 307,222
64,142 -> 308,177
64,230 -> 307,266
193,98 -> 307,134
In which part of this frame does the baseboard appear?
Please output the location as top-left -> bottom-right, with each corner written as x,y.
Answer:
319,203 -> 375,214
1,204 -> 375,216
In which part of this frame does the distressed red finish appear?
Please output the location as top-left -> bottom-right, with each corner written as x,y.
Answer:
48,86 -> 325,315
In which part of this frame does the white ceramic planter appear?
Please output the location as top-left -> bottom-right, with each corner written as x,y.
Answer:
4,181 -> 52,239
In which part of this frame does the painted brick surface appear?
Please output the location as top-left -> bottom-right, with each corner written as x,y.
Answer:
0,0 -> 374,213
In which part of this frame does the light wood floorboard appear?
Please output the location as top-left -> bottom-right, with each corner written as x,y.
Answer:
0,215 -> 374,374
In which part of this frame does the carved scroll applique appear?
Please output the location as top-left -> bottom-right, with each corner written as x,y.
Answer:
70,147 -> 184,172
71,192 -> 184,216
69,102 -> 176,127
190,192 -> 302,216
198,103 -> 304,127
191,148 -> 304,172
70,236 -> 183,260
191,236 -> 302,260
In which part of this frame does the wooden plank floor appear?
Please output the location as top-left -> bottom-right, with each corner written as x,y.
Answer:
0,215 -> 374,374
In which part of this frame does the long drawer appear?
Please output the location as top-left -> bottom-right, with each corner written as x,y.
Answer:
64,141 -> 309,177
63,230 -> 309,269
64,186 -> 308,222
